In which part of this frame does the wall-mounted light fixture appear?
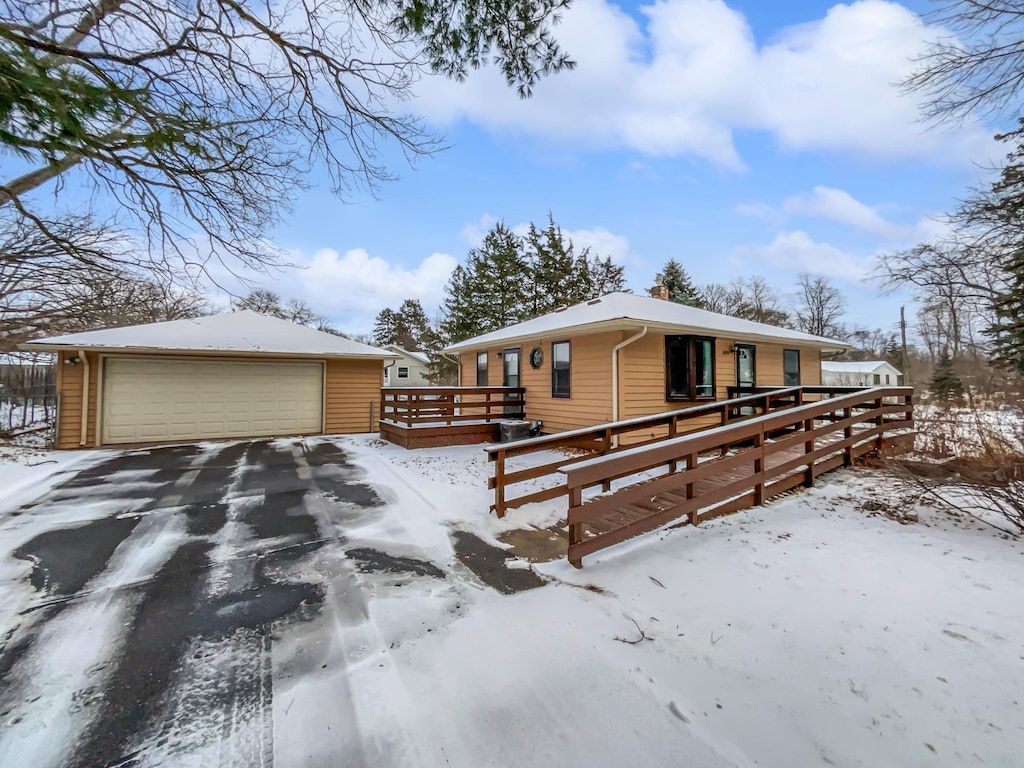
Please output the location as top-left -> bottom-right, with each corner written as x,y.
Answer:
64,356 -> 81,365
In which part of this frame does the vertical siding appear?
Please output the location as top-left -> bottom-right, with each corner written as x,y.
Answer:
325,358 -> 384,433
55,350 -> 99,449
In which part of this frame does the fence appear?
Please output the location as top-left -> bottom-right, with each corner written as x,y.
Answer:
485,387 -> 805,516
560,386 -> 914,566
380,386 -> 526,427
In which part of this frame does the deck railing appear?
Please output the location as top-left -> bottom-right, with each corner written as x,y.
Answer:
560,386 -> 914,567
485,386 -> 805,517
380,386 -> 525,427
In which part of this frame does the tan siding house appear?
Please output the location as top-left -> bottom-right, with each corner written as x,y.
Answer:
447,292 -> 843,439
23,311 -> 397,449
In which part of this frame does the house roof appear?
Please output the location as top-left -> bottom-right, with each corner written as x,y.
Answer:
385,345 -> 430,364
821,360 -> 902,375
444,292 -> 850,353
19,311 -> 399,360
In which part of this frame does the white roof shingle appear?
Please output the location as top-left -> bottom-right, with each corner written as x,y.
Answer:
20,310 -> 397,359
444,292 -> 849,353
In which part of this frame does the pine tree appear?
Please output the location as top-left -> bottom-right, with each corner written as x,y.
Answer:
526,213 -> 593,314
372,307 -> 399,347
986,249 -> 1024,376
442,223 -> 532,342
589,255 -> 627,297
929,351 -> 965,402
661,259 -> 703,307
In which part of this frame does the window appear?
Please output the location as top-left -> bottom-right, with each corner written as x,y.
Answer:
783,349 -> 800,386
885,374 -> 891,384
873,373 -> 881,385
735,344 -> 756,388
397,366 -> 409,379
552,341 -> 570,398
476,352 -> 488,386
666,336 -> 715,401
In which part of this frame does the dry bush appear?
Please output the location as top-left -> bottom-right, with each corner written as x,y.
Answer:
901,399 -> 1024,537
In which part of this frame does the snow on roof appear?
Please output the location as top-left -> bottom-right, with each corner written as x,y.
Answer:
20,310 -> 398,359
444,292 -> 850,353
386,345 -> 430,364
821,361 -> 901,375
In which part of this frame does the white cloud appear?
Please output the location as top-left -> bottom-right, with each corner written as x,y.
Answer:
460,214 -> 633,262
413,0 -> 996,167
782,186 -> 904,237
298,247 -> 457,315
752,230 -> 874,282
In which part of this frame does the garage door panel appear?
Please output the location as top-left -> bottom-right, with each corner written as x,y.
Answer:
102,358 -> 324,444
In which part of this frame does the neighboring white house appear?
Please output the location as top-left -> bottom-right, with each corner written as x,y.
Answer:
383,345 -> 432,386
821,360 -> 903,387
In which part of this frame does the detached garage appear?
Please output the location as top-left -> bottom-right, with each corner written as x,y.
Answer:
21,311 -> 398,449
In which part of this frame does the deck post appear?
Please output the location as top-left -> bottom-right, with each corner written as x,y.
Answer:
874,396 -> 884,451
568,485 -> 584,568
753,429 -> 765,506
668,417 -> 678,473
804,416 -> 815,487
843,406 -> 854,466
494,449 -> 507,518
601,428 -> 613,492
686,452 -> 699,525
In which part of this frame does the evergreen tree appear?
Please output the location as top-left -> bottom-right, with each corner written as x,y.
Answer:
986,248 -> 1024,376
589,255 -> 627,297
442,223 -> 532,342
526,213 -> 593,314
929,352 -> 965,402
372,307 -> 400,347
661,259 -> 703,307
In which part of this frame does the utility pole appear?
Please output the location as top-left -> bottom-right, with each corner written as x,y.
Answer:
900,305 -> 910,386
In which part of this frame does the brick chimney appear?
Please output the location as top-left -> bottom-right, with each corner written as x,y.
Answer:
649,273 -> 669,300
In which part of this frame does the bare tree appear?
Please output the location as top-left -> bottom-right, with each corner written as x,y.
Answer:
793,273 -> 846,338
698,277 -> 790,326
0,0 -> 574,277
905,1 -> 1024,123
231,289 -> 333,330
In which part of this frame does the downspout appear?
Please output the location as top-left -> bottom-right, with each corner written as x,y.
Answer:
78,350 -> 89,446
612,327 -> 648,423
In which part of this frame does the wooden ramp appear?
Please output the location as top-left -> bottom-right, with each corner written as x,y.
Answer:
559,387 -> 914,567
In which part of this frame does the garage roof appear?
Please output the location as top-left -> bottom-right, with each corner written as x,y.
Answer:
444,292 -> 850,353
20,310 -> 399,359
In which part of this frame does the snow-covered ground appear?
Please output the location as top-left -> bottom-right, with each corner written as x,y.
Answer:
1,435 -> 1022,767
330,436 -> 1024,767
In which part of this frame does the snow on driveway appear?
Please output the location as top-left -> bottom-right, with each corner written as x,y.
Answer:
0,435 -> 1021,767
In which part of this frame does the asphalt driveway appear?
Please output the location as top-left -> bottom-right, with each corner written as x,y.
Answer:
0,438 -> 451,768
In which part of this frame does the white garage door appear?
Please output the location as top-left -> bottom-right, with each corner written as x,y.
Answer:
102,357 -> 323,444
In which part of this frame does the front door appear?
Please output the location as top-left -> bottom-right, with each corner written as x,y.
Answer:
735,344 -> 756,390
503,348 -> 521,415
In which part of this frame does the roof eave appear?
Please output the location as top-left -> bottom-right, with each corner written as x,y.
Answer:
18,342 -> 399,360
444,317 -> 851,354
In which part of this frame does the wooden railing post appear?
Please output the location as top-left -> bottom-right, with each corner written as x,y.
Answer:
601,427 -> 613,491
753,429 -> 765,506
874,396 -> 884,451
494,448 -> 507,517
568,483 -> 584,568
686,452 -> 699,525
804,416 -> 816,487
843,406 -> 854,466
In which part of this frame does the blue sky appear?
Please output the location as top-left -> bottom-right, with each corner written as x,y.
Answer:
216,0 -> 1003,340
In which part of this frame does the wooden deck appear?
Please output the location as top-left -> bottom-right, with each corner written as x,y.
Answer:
560,387 -> 914,567
379,386 -> 524,449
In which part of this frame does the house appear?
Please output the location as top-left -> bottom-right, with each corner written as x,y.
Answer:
444,291 -> 850,437
19,311 -> 398,448
383,345 -> 432,386
821,360 -> 903,387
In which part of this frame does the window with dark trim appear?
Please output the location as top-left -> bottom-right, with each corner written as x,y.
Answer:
666,336 -> 716,401
476,352 -> 487,386
551,341 -> 570,398
783,349 -> 800,386
873,373 -> 881,385
735,344 -> 756,388
397,366 -> 409,379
